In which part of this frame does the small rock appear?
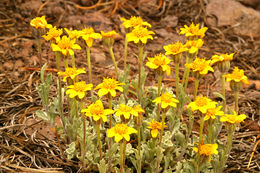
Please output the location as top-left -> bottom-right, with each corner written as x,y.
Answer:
160,15 -> 178,28
237,0 -> 260,7
206,0 -> 260,37
15,60 -> 24,69
154,28 -> 185,44
3,62 -> 14,70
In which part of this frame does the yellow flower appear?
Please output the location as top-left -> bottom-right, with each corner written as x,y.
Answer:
204,106 -> 224,121
51,36 -> 81,56
194,143 -> 218,161
107,123 -> 137,143
65,28 -> 82,40
185,39 -> 204,54
81,100 -> 114,123
224,67 -> 249,84
146,54 -> 171,76
147,119 -> 167,138
30,16 -> 52,29
211,53 -> 234,65
81,27 -> 102,48
101,30 -> 118,38
42,26 -> 62,42
164,41 -> 188,56
188,95 -> 217,114
95,78 -> 125,97
57,67 -> 86,82
100,30 -> 118,47
220,111 -> 246,124
185,57 -> 214,75
121,16 -> 151,29
133,105 -> 145,114
115,104 -> 138,120
66,81 -> 93,99
179,22 -> 208,39
126,26 -> 155,44
153,92 -> 179,109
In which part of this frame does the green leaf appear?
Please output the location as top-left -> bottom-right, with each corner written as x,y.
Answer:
97,159 -> 107,173
213,92 -> 225,101
36,110 -> 49,121
40,63 -> 48,83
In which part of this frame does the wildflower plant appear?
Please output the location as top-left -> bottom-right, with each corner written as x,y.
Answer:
80,27 -> 102,99
225,67 -> 249,112
32,17 -> 250,173
164,41 -> 188,97
211,53 -> 234,112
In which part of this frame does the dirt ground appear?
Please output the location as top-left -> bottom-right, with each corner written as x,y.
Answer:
0,0 -> 259,172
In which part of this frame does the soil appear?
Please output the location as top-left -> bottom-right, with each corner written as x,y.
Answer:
0,0 -> 259,172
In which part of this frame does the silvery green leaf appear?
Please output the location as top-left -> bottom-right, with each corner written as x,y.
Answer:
46,73 -> 52,85
36,110 -> 49,121
175,131 -> 186,147
40,63 -> 47,83
213,91 -> 225,101
97,159 -> 107,173
65,142 -> 76,160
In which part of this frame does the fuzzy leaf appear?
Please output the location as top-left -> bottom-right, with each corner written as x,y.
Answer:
36,110 -> 49,121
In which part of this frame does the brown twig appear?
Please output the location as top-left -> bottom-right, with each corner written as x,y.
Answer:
37,0 -> 50,16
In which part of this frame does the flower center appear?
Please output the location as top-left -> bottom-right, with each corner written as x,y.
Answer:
58,37 -> 72,49
192,59 -> 208,71
206,108 -> 215,117
82,28 -> 94,35
73,82 -> 87,92
231,71 -> 243,80
114,124 -> 128,135
65,68 -> 76,76
150,121 -> 161,130
200,144 -> 213,156
130,17 -> 143,26
103,78 -> 117,89
161,93 -> 172,103
195,96 -> 208,107
121,105 -> 132,113
188,26 -> 199,34
90,104 -> 104,116
133,27 -> 149,38
153,54 -> 167,66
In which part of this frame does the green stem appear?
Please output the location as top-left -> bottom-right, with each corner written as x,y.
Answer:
124,36 -> 128,71
159,110 -> 166,144
234,91 -> 239,113
156,109 -> 166,173
138,45 -> 144,105
157,73 -> 162,121
37,36 -> 42,67
64,56 -> 69,69
184,57 -> 192,91
55,52 -> 66,133
86,47 -> 94,100
199,116 -> 204,145
81,102 -> 86,169
175,63 -> 180,97
107,94 -> 113,173
120,141 -> 125,173
71,54 -> 76,68
96,122 -> 102,160
220,125 -> 235,173
109,46 -> 118,78
222,73 -> 226,113
208,119 -> 213,143
137,125 -> 141,173
194,78 -> 200,99
195,116 -> 205,173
